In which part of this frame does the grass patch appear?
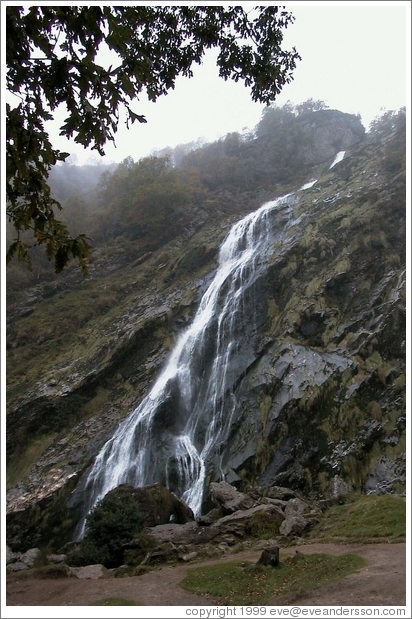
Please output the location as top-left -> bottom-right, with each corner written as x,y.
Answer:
309,494 -> 406,543
182,553 -> 365,605
246,509 -> 283,539
6,432 -> 57,488
90,597 -> 142,606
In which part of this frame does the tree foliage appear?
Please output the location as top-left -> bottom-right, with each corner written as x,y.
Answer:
94,155 -> 198,245
66,492 -> 144,568
178,100 -> 329,192
6,5 -> 300,273
368,108 -> 406,177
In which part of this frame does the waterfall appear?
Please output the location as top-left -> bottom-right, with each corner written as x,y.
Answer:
77,191 -> 297,537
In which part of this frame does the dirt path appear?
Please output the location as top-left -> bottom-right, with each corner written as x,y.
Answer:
5,542 -> 406,608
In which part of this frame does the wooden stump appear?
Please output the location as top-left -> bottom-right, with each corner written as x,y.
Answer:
256,546 -> 280,567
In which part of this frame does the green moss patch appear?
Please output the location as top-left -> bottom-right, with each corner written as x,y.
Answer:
6,432 -> 57,488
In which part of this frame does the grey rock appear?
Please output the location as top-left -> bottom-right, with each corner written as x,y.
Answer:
47,553 -> 67,564
210,481 -> 255,514
284,498 -> 309,518
259,497 -> 288,510
326,475 -> 353,500
20,547 -> 40,568
70,564 -> 111,579
6,545 -> 20,565
365,456 -> 406,495
260,486 -> 296,501
279,515 -> 309,537
145,521 -> 219,546
6,562 -> 29,573
279,497 -> 322,536
180,551 -> 198,562
197,507 -> 223,526
212,503 -> 285,538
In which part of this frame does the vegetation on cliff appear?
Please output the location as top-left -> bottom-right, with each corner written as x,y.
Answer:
66,491 -> 144,568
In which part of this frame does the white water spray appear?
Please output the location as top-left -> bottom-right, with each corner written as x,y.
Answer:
77,192 -> 296,536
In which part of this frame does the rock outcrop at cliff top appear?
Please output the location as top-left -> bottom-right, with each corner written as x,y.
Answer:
6,110 -> 405,552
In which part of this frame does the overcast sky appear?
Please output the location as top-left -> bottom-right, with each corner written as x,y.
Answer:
41,1 -> 409,166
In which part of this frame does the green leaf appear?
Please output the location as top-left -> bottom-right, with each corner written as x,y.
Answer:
6,5 -> 300,274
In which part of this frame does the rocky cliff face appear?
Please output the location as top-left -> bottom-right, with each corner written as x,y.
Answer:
298,109 -> 366,165
6,111 -> 406,550
222,153 -> 405,496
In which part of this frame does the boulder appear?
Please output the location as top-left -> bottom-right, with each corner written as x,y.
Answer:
20,547 -> 40,568
264,486 -> 296,501
213,503 -> 284,527
212,503 -> 285,540
279,515 -> 308,537
170,491 -> 195,524
326,475 -> 353,500
180,551 -> 198,562
6,562 -> 29,573
70,564 -> 110,579
279,498 -> 322,537
248,485 -> 296,502
197,507 -> 223,526
6,545 -> 20,565
47,553 -> 67,564
142,502 -> 285,550
100,483 -> 194,529
259,497 -> 288,510
144,521 -> 219,546
209,481 -> 255,514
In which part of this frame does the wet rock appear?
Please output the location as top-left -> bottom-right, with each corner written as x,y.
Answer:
170,491 -> 195,524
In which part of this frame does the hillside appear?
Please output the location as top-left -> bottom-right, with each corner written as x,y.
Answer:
6,106 -> 406,551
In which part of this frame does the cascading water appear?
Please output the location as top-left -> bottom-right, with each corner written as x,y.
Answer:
77,190 -> 301,537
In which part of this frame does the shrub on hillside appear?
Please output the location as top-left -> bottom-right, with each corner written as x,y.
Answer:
66,492 -> 144,568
